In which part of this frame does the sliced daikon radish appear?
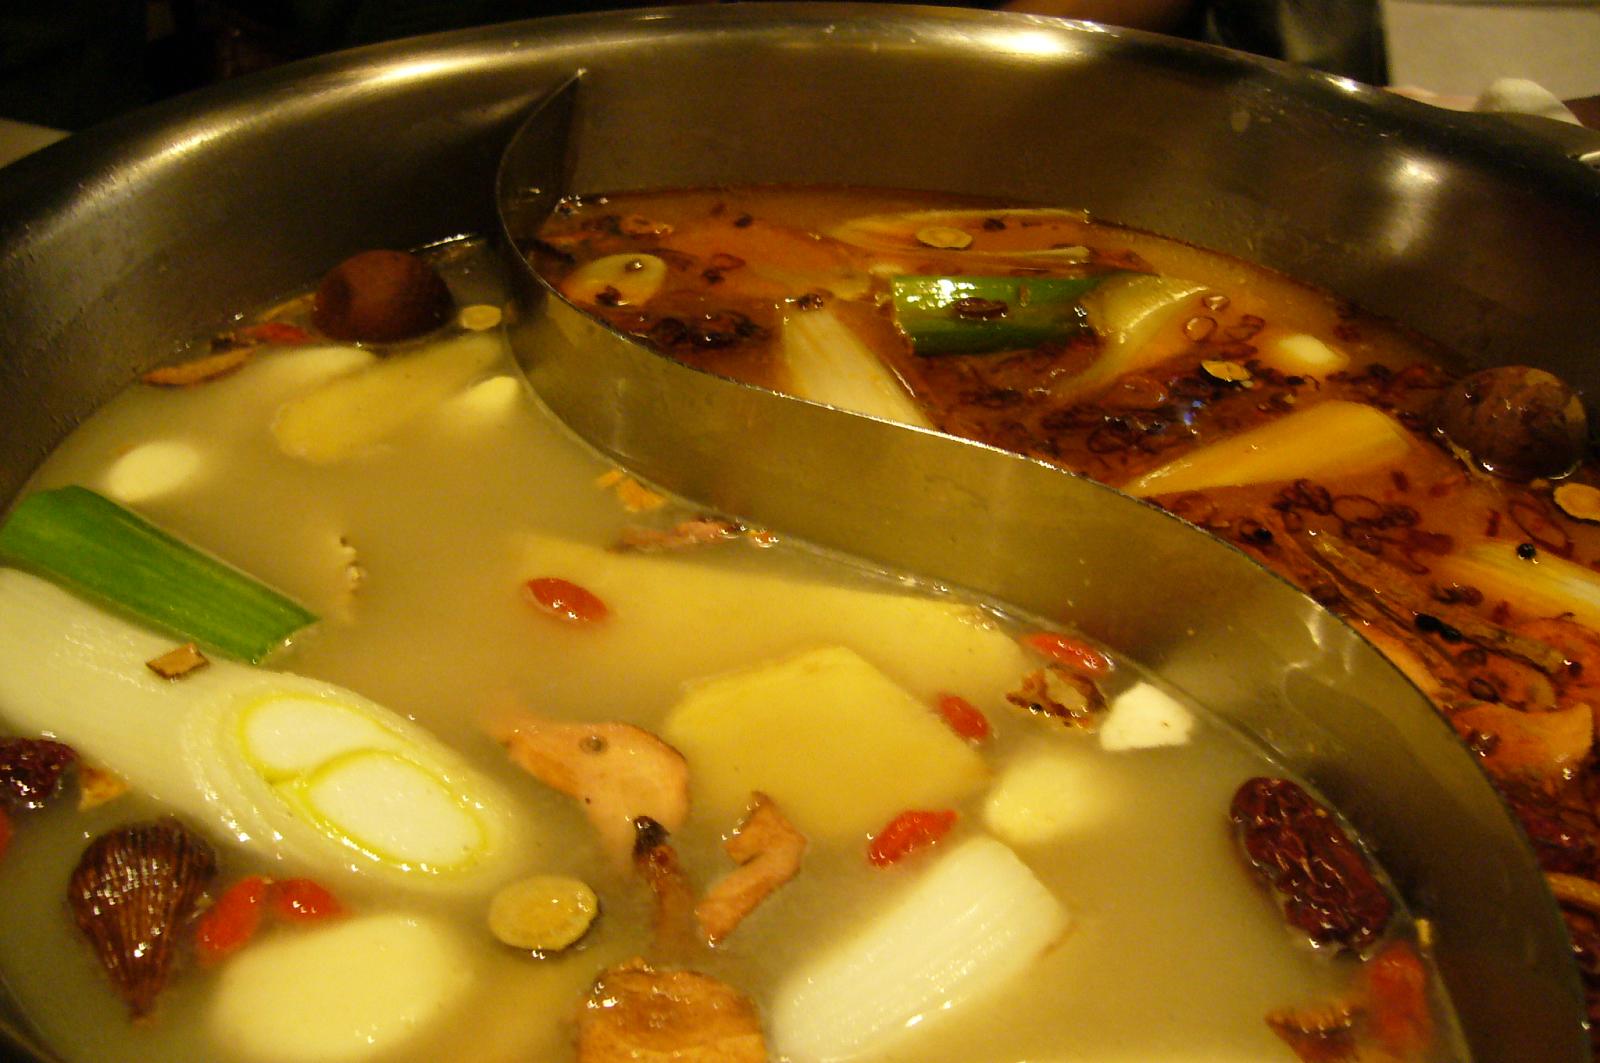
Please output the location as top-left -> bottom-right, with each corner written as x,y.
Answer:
770,836 -> 1066,1062
0,568 -> 525,891
284,750 -> 486,870
1100,681 -> 1197,752
1261,333 -> 1350,377
101,440 -> 204,503
272,332 -> 501,463
209,913 -> 474,1063
782,309 -> 932,428
664,646 -> 986,840
983,749 -> 1102,847
1124,401 -> 1413,498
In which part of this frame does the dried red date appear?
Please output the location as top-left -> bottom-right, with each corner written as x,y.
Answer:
0,737 -> 77,809
1230,777 -> 1392,951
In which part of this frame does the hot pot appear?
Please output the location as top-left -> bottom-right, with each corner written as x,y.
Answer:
1,6 -> 1597,1061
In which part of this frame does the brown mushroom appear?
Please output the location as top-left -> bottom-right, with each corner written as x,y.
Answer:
311,250 -> 454,343
575,959 -> 767,1063
1432,365 -> 1587,482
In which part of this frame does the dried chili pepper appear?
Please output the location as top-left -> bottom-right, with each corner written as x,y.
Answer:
0,737 -> 77,809
0,807 -> 11,863
936,694 -> 991,742
1230,777 -> 1392,951
868,810 -> 957,867
524,577 -> 610,624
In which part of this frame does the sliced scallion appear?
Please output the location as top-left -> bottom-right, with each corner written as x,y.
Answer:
0,486 -> 316,663
890,274 -> 1109,356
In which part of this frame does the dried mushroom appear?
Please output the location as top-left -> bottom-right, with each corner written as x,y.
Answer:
312,249 -> 454,343
68,818 -> 216,1017
575,958 -> 767,1063
1432,365 -> 1588,481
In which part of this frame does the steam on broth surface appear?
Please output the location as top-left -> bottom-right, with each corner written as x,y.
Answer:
0,232 -> 1460,1062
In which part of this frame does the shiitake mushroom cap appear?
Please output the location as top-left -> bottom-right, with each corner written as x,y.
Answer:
311,250 -> 454,344
1432,365 -> 1588,482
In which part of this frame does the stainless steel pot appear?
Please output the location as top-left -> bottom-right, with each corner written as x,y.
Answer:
1,7 -> 1597,1062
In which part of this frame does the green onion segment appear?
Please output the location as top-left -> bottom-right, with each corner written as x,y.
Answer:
0,486 -> 316,663
890,274 -> 1111,356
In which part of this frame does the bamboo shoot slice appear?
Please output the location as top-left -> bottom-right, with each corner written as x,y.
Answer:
770,836 -> 1066,1062
1124,401 -> 1413,498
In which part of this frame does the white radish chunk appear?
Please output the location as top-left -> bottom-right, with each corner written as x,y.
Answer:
101,440 -> 203,503
288,750 -> 486,870
983,750 -> 1103,847
770,836 -> 1066,1062
209,913 -> 474,1063
1099,681 -> 1197,752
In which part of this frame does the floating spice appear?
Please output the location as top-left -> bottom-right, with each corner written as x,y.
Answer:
146,642 -> 209,680
914,225 -> 973,250
1200,359 -> 1253,385
68,819 -> 216,1018
141,349 -> 254,388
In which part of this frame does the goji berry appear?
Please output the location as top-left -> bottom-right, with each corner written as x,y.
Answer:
868,810 -> 957,867
273,878 -> 344,923
0,807 -> 11,862
195,875 -> 272,965
1021,633 -> 1110,676
524,577 -> 609,624
936,694 -> 990,742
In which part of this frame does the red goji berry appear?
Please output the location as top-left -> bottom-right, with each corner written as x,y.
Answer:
272,878 -> 344,923
524,577 -> 609,624
0,807 -> 12,862
868,809 -> 957,867
936,694 -> 991,742
195,875 -> 272,965
1021,633 -> 1110,676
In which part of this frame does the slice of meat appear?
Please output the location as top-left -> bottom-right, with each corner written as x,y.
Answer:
491,713 -> 689,863
695,793 -> 806,945
576,958 -> 767,1063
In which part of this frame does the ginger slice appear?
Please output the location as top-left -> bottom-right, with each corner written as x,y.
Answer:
695,794 -> 806,946
576,958 -> 767,1063
492,713 -> 689,863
